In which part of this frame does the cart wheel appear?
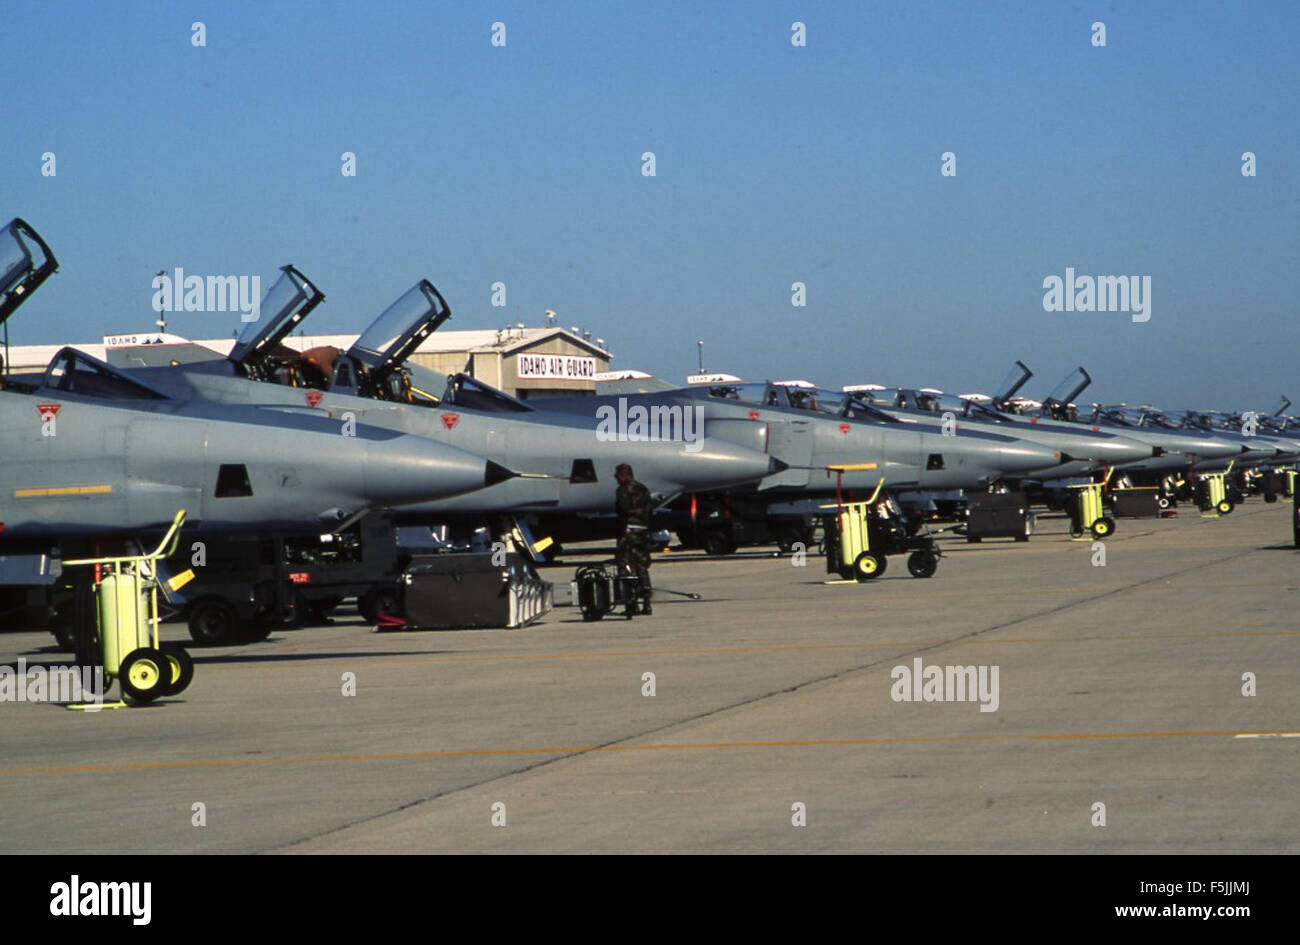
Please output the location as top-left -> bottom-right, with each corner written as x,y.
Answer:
1090,517 -> 1115,539
1264,492 -> 1278,503
118,647 -> 171,704
1157,495 -> 1171,509
853,552 -> 885,581
907,551 -> 938,578
581,608 -> 604,622
1216,499 -> 1234,515
187,599 -> 241,646
159,643 -> 194,697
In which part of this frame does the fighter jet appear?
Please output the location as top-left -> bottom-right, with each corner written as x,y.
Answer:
1106,406 -> 1291,470
0,351 -> 510,544
525,377 -> 1073,551
535,378 -> 1066,495
109,268 -> 785,540
0,219 -> 509,553
857,369 -> 1156,477
1145,407 -> 1299,465
1235,398 -> 1300,455
992,365 -> 1248,478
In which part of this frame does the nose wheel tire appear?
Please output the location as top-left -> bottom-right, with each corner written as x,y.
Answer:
702,532 -> 735,556
853,552 -> 885,581
358,587 -> 400,625
119,647 -> 171,704
188,599 -> 240,646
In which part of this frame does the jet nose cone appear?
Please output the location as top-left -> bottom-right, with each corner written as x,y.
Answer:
1035,432 -> 1151,467
1095,435 -> 1155,465
1240,438 -> 1278,457
676,438 -> 783,489
1187,437 -> 1243,460
363,435 -> 498,505
998,440 -> 1067,474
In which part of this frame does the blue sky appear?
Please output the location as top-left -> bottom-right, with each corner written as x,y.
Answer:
4,0 -> 1298,408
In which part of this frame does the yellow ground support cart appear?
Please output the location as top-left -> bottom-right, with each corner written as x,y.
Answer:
824,478 -> 941,582
1066,481 -> 1116,539
1194,471 -> 1233,515
63,511 -> 193,705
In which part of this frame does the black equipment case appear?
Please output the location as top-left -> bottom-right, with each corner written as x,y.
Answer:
965,492 -> 1031,542
396,552 -> 552,630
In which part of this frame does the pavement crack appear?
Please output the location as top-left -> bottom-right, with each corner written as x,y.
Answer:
262,540 -> 1260,853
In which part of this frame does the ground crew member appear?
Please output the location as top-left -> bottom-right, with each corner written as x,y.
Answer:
615,463 -> 653,615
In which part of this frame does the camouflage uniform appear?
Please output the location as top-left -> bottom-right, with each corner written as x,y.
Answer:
615,475 -> 653,611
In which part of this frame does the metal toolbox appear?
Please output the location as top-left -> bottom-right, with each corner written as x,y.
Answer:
398,552 -> 552,630
965,492 -> 1031,541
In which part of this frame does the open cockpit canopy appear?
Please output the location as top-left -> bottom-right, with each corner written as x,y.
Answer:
0,217 -> 58,330
228,265 -> 325,374
992,360 -> 1033,410
347,280 -> 450,378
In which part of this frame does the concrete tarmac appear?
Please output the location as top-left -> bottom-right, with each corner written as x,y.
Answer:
2,503 -> 1297,853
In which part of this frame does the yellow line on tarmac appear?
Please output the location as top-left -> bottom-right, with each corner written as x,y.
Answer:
3,728 -> 1294,777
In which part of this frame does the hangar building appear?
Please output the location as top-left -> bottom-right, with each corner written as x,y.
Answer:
1,325 -> 612,400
